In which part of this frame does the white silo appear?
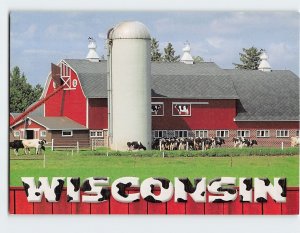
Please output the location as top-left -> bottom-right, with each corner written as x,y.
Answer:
107,21 -> 151,151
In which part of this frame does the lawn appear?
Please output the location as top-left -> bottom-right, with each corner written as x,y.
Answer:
9,148 -> 299,186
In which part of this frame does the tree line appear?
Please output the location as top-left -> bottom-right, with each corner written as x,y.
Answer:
151,38 -> 204,63
10,66 -> 43,113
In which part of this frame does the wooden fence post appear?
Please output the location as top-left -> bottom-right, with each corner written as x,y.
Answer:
77,141 -> 79,153
51,139 -> 54,151
159,139 -> 162,151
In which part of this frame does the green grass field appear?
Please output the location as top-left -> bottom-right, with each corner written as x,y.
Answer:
9,147 -> 299,186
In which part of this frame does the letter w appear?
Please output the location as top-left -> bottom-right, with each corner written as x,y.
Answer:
21,177 -> 65,202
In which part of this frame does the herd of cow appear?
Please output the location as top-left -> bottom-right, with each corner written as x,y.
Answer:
127,136 -> 259,151
9,139 -> 46,155
9,136 -> 300,154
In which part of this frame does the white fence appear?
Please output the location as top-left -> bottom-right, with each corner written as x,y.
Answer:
91,139 -> 105,150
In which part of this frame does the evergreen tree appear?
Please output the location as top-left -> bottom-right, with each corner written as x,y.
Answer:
10,66 -> 43,112
193,56 -> 204,63
233,46 -> 263,70
162,42 -> 180,62
151,38 -> 162,62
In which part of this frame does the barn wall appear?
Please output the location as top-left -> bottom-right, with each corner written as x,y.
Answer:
152,98 -> 237,130
14,121 -> 46,131
45,68 -> 87,126
235,121 -> 299,129
88,98 -> 108,129
12,121 -> 47,140
51,130 -> 90,148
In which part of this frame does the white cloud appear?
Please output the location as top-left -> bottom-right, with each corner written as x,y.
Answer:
45,23 -> 82,40
98,32 -> 106,39
206,37 -> 224,49
23,49 -> 63,55
23,24 -> 37,38
267,42 -> 298,70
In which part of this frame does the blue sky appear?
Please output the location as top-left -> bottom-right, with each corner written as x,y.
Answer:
10,11 -> 299,85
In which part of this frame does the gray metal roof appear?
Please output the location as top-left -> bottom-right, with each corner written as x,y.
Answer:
226,69 -> 299,121
63,59 -> 299,121
26,102 -> 44,117
10,112 -> 21,118
65,59 -> 107,98
64,59 -> 238,99
29,116 -> 87,130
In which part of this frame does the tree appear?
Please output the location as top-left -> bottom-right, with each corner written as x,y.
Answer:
193,56 -> 204,63
233,46 -> 263,70
10,66 -> 43,112
162,42 -> 180,62
151,38 -> 162,62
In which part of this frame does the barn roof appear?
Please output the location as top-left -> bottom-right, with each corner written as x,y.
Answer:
28,116 -> 87,130
226,69 -> 299,121
10,112 -> 21,118
63,59 -> 299,121
64,59 -> 239,99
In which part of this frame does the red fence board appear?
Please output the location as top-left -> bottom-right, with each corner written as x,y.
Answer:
15,190 -> 34,214
9,190 -> 15,214
71,202 -> 91,214
91,201 -> 110,214
110,197 -> 129,214
263,196 -> 282,215
128,191 -> 147,214
223,198 -> 243,215
9,187 -> 299,215
282,190 -> 299,215
205,202 -> 223,215
167,198 -> 186,214
242,202 -> 262,215
52,191 -> 72,214
185,196 -> 205,214
34,196 -> 53,214
147,191 -> 166,214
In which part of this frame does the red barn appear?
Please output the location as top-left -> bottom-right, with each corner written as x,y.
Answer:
16,55 -> 295,148
10,47 -> 299,149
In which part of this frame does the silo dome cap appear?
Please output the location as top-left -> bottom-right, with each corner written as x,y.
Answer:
108,21 -> 151,39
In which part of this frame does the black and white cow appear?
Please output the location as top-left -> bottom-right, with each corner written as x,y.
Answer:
243,139 -> 258,147
233,137 -> 244,148
127,141 -> 146,151
22,139 -> 46,155
174,104 -> 189,115
151,105 -> 162,115
214,137 -> 225,147
9,140 -> 24,155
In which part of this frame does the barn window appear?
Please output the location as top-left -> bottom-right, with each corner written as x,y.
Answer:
13,130 -> 20,137
90,130 -> 103,138
40,130 -> 47,137
153,130 -> 167,138
62,130 -> 73,137
237,130 -> 250,138
256,130 -> 269,138
216,130 -> 229,138
151,102 -> 164,116
172,103 -> 191,116
72,79 -> 78,88
195,130 -> 208,138
276,130 -> 289,138
174,130 -> 188,138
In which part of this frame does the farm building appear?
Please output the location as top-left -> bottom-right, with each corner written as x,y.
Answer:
9,21 -> 299,149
